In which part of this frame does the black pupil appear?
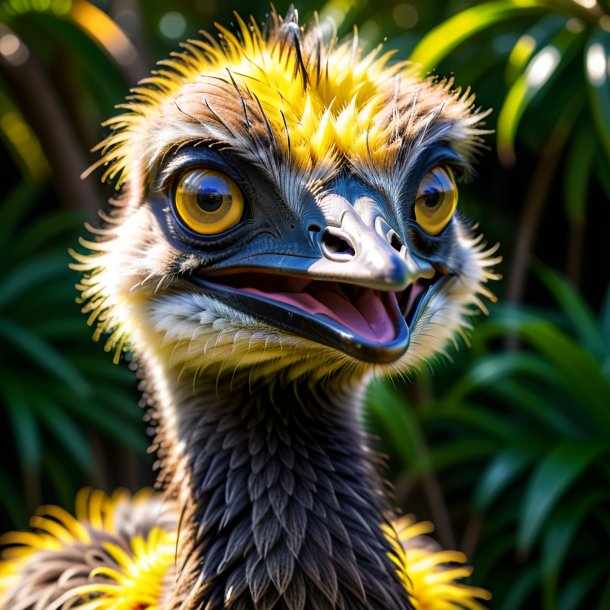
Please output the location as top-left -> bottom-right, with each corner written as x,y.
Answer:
197,176 -> 233,214
422,187 -> 441,208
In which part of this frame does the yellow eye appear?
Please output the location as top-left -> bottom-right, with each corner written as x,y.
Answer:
414,166 -> 458,235
175,169 -> 244,235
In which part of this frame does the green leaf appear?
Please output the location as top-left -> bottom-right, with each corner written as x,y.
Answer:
474,532 -> 515,584
0,89 -> 49,183
32,394 -> 95,472
33,317 -> 90,339
488,308 -> 610,429
518,321 -> 610,432
505,13 -> 568,84
598,579 -> 610,610
426,403 -> 524,442
472,305 -> 542,341
600,282 -> 610,353
93,384 -> 141,423
13,10 -> 128,103
594,153 -> 610,200
0,376 -> 41,471
474,445 -> 542,512
12,212 -> 82,260
442,350 -> 561,405
423,439 -> 496,475
434,34 -> 514,87
501,564 -> 540,610
0,317 -> 90,397
497,24 -> 581,164
366,380 -> 426,468
557,563 -> 607,610
48,387 -> 147,453
518,440 -> 606,551
0,181 -> 39,253
42,451 -> 77,510
0,255 -> 69,310
492,379 -> 579,437
585,28 -> 610,162
77,357 -> 136,384
0,375 -> 42,509
409,1 -> 547,74
534,263 -> 607,361
541,491 -> 609,610
0,470 -> 27,528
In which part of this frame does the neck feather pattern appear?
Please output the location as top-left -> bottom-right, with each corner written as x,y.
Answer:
146,362 -> 412,610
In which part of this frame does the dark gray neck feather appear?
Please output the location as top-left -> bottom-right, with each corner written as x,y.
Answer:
156,369 -> 411,610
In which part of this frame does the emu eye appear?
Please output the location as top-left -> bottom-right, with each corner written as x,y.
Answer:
175,169 -> 244,235
414,166 -> 458,235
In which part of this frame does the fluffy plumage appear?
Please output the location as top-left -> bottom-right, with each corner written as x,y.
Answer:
1,7 -> 498,610
0,489 -> 177,610
0,491 -> 489,610
75,9 -> 496,375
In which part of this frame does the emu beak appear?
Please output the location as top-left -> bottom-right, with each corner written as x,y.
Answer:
309,209 -> 414,290
190,204 -> 445,363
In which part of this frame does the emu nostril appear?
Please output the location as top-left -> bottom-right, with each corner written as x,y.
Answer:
322,228 -> 355,259
389,231 -> 403,252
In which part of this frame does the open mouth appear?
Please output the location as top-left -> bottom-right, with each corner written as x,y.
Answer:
190,271 -> 442,363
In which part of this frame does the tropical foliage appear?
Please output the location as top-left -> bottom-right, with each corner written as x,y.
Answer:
0,0 -> 608,608
0,181 -> 147,527
367,269 -> 610,609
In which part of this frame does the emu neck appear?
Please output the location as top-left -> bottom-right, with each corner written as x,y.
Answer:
159,369 -> 411,610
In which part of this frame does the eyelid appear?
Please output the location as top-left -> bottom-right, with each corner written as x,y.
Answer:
156,162 -> 227,193
417,166 -> 455,194
152,152 -> 243,194
155,163 -> 186,192
431,161 -> 465,182
448,164 -> 466,183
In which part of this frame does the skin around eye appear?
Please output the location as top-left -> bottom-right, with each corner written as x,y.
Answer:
414,166 -> 458,235
175,168 -> 244,235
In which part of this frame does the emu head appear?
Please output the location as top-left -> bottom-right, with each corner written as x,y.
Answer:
76,9 -> 498,386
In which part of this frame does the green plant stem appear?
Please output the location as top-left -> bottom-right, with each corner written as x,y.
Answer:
117,447 -> 146,491
566,219 -> 585,287
88,433 -> 110,492
462,514 -> 483,560
421,466 -> 457,549
109,0 -> 151,68
0,37 -> 102,218
22,463 -> 41,517
506,123 -> 570,348
406,381 -> 457,550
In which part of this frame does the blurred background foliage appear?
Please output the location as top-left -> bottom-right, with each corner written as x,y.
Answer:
0,0 -> 608,608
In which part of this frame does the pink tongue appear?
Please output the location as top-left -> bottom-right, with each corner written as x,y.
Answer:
240,287 -> 396,343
